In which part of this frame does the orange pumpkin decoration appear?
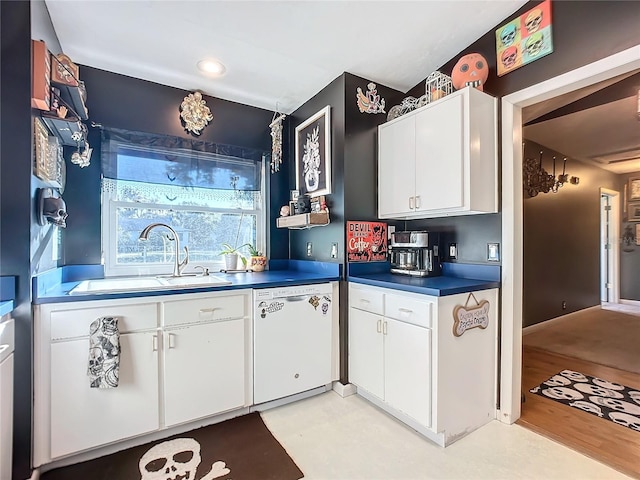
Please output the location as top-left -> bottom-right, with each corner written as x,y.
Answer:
451,53 -> 489,91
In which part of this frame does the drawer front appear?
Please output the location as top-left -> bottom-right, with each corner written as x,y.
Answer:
349,285 -> 384,315
50,303 -> 158,340
384,293 -> 432,328
163,294 -> 246,327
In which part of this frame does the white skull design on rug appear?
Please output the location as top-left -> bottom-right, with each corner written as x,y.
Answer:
139,438 -> 230,480
530,369 -> 640,432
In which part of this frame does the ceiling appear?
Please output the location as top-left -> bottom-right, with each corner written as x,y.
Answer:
523,71 -> 640,174
44,0 -> 527,114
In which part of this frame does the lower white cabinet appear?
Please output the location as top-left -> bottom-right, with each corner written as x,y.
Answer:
348,283 -> 497,446
34,290 -> 251,466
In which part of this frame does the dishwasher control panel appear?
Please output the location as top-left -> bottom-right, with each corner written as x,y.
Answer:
254,283 -> 332,300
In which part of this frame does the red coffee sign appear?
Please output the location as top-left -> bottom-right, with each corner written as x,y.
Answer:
347,221 -> 387,262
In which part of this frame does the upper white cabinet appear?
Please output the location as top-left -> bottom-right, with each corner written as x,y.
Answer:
378,87 -> 497,219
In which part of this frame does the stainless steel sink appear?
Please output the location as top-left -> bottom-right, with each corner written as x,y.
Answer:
68,275 -> 231,295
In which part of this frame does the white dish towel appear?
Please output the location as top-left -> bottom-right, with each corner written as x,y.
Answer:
87,316 -> 121,388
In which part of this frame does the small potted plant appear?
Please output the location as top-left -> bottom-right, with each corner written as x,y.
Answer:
247,244 -> 267,272
219,242 -> 249,271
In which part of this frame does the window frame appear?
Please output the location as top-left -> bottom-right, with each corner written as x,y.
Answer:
101,157 -> 266,278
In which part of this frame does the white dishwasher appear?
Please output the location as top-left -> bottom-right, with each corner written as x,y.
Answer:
253,283 -> 333,404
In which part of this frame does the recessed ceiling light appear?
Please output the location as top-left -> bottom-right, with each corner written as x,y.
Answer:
197,59 -> 226,76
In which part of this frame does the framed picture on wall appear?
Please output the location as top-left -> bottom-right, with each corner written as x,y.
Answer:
628,202 -> 640,222
295,105 -> 331,197
628,176 -> 640,202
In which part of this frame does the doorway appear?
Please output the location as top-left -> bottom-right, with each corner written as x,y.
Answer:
600,189 -> 621,304
499,45 -> 640,424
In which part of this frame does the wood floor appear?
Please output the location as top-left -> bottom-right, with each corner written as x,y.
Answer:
519,345 -> 640,479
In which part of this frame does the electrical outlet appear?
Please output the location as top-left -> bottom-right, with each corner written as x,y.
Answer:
449,243 -> 457,259
330,243 -> 338,258
562,300 -> 567,310
306,242 -> 313,257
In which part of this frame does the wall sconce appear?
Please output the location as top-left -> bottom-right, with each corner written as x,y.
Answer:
523,150 -> 579,197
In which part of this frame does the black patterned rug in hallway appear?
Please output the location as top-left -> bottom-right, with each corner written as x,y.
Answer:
530,369 -> 640,432
41,412 -> 304,480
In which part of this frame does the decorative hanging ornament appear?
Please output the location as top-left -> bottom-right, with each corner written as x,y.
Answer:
356,82 -> 386,114
269,112 -> 285,173
180,91 -> 213,135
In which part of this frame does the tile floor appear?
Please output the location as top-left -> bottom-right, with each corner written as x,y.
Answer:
262,390 -> 632,480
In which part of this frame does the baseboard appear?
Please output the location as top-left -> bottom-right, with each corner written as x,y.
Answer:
30,469 -> 41,480
332,381 -> 357,397
250,385 -> 329,412
619,299 -> 640,307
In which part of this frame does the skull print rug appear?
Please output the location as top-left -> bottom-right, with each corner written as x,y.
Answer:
40,412 -> 304,480
530,369 -> 640,432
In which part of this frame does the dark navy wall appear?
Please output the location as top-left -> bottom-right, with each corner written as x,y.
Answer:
64,66 -> 281,264
1,3 -> 35,477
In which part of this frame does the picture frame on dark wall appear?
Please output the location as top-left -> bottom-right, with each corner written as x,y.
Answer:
295,105 -> 331,197
628,202 -> 640,222
628,176 -> 640,201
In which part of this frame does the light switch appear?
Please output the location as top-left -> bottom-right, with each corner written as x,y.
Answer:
449,243 -> 457,259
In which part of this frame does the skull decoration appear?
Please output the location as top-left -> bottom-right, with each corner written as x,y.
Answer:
524,8 -> 543,34
525,32 -> 545,58
139,438 -> 201,480
501,46 -> 519,70
101,316 -> 119,336
500,24 -> 518,47
560,370 -> 589,383
87,347 -> 104,376
609,412 -> 640,431
574,383 -> 624,398
543,374 -> 571,387
628,391 -> 640,405
592,378 -> 625,390
589,396 -> 640,415
42,195 -> 68,228
541,387 -> 584,401
569,401 -> 604,417
451,53 -> 489,91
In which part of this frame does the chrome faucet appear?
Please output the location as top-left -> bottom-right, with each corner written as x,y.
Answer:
139,223 -> 189,276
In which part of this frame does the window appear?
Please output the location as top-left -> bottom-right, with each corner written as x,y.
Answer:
101,129 -> 265,277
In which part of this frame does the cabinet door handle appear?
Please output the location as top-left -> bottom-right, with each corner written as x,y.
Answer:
360,299 -> 370,304
398,307 -> 413,315
199,307 -> 219,318
376,319 -> 382,333
382,320 -> 388,335
415,195 -> 421,209
168,333 -> 176,349
152,334 -> 158,352
409,196 -> 415,210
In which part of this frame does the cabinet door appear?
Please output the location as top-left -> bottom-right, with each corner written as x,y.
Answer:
415,94 -> 464,212
348,308 -> 384,399
378,116 -> 416,217
164,318 -> 245,427
384,318 -> 432,428
50,331 -> 159,459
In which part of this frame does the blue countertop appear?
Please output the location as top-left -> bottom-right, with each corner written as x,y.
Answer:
347,262 -> 500,296
33,260 -> 342,304
0,301 -> 14,317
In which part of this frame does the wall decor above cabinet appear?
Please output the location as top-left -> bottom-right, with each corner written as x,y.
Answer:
31,40 -> 89,148
378,87 -> 497,219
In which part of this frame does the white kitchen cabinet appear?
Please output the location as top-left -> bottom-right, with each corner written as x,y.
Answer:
49,331 -> 160,459
33,289 -> 252,466
163,318 -> 245,427
348,283 -> 497,446
348,287 -> 432,427
378,87 -> 497,219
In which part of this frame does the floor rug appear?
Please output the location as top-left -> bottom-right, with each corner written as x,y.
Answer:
530,369 -> 640,432
41,412 -> 304,480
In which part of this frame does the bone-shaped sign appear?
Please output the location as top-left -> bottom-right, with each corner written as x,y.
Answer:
452,296 -> 490,337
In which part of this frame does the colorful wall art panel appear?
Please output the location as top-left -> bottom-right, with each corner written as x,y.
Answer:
496,0 -> 553,76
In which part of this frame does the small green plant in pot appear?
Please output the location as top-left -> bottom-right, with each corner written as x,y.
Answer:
247,244 -> 267,272
219,242 -> 250,271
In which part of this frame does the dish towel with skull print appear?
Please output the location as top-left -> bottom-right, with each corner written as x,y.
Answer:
87,316 -> 121,388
